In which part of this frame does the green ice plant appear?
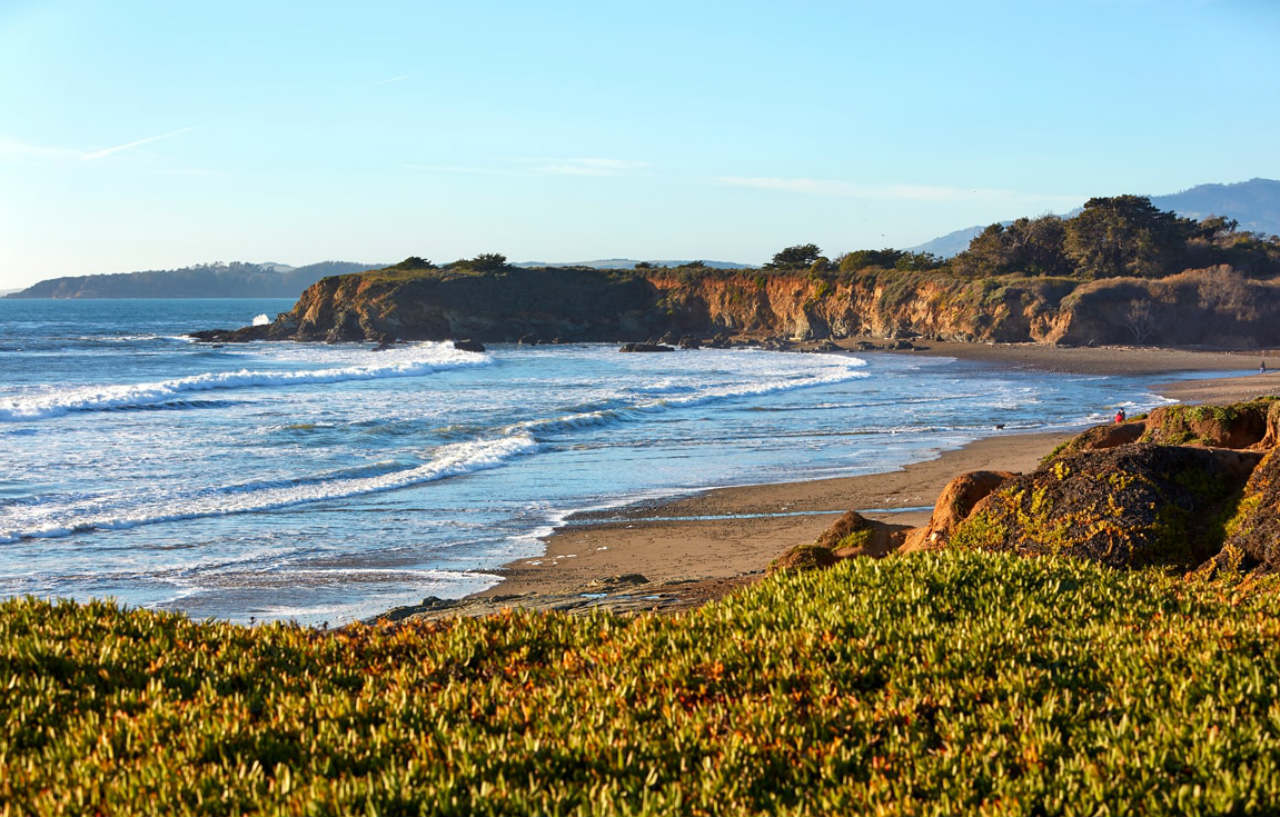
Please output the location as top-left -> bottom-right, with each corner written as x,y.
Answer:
5,550 -> 1280,815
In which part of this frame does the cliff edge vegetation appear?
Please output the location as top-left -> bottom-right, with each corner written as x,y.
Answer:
199,195 -> 1280,348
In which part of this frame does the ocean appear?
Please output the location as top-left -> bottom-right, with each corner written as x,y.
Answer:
1,298 -> 1189,625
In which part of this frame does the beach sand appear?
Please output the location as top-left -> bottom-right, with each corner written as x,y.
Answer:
384,343 -> 1280,622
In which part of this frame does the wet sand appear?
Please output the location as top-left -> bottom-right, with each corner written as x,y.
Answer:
383,343 -> 1280,622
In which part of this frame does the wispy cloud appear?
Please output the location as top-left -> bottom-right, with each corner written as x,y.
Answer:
403,163 -> 522,176
81,127 -> 193,161
406,157 -> 649,178
0,139 -> 80,159
716,175 -> 1081,205
372,74 -> 411,86
0,127 -> 195,163
524,157 -> 649,177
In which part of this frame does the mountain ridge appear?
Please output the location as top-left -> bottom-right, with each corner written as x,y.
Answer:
911,178 -> 1280,258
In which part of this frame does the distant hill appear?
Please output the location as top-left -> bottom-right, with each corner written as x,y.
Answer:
1150,178 -> 1280,236
911,178 -> 1280,258
907,225 -> 992,259
6,261 -> 379,299
513,258 -> 749,270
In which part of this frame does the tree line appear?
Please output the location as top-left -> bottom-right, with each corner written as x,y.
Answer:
765,195 -> 1280,281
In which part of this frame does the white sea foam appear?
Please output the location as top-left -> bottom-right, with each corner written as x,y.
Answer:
0,342 -> 490,421
512,359 -> 869,436
0,433 -> 537,542
252,313 -> 271,326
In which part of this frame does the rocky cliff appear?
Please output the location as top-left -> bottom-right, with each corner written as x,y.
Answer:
780,397 -> 1280,577
194,263 -> 1280,348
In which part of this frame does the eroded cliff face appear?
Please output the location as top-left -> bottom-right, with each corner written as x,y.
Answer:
209,265 -> 1280,348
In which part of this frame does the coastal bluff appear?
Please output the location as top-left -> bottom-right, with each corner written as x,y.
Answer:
192,261 -> 1280,348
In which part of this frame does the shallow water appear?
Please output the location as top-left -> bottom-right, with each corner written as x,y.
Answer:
1,299 -> 1188,624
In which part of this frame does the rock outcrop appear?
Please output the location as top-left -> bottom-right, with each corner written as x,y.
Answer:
1214,448 -> 1280,571
797,398 -> 1280,579
949,445 -> 1260,569
1141,399 -> 1277,449
899,470 -> 1016,553
812,510 -> 903,559
191,264 -> 1280,348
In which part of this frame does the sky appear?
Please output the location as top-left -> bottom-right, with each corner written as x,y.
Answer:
1,0 -> 1278,288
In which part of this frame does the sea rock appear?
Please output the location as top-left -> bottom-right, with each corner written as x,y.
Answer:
453,339 -> 486,353
619,343 -> 674,353
678,336 -> 702,349
949,444 -> 1262,569
900,470 -> 1016,553
1142,399 -> 1276,449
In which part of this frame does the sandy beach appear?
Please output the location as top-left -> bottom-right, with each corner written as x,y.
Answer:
386,343 -> 1280,621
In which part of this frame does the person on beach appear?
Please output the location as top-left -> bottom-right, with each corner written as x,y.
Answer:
1262,361 -> 1268,374
1114,408 -> 1126,423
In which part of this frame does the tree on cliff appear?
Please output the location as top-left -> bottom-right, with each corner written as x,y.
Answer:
468,253 -> 508,272
837,248 -> 941,274
952,216 -> 1072,278
767,244 -> 822,269
1064,196 -> 1197,279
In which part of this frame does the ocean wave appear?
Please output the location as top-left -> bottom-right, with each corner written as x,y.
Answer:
0,434 -> 537,542
512,362 -> 870,436
0,342 -> 490,421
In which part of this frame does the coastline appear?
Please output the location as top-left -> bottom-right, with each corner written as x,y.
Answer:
386,342 -> 1280,622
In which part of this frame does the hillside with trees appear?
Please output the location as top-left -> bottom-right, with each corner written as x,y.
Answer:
6,261 -> 378,299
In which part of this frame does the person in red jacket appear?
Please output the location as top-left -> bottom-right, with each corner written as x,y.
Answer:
1114,408 -> 1126,423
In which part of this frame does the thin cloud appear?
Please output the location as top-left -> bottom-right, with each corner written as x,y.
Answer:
0,139 -> 80,159
406,157 -> 649,178
526,157 -> 649,177
716,175 -> 1081,205
403,163 -> 522,176
372,74 -> 411,86
81,127 -> 193,161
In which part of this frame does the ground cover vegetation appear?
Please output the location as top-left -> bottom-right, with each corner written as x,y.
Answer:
7,551 -> 1280,815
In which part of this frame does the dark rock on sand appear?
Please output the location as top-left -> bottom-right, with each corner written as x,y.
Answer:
813,510 -> 903,558
768,544 -> 838,575
586,574 -> 650,588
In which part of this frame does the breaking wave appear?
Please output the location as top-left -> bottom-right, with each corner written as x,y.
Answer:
0,342 -> 490,421
0,434 -> 537,542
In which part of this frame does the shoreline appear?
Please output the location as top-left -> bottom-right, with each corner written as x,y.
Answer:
385,342 -> 1280,622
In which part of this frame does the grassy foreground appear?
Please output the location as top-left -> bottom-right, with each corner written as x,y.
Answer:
5,552 -> 1280,816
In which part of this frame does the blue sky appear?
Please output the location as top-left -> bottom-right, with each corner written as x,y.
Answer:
1,0 -> 1277,287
